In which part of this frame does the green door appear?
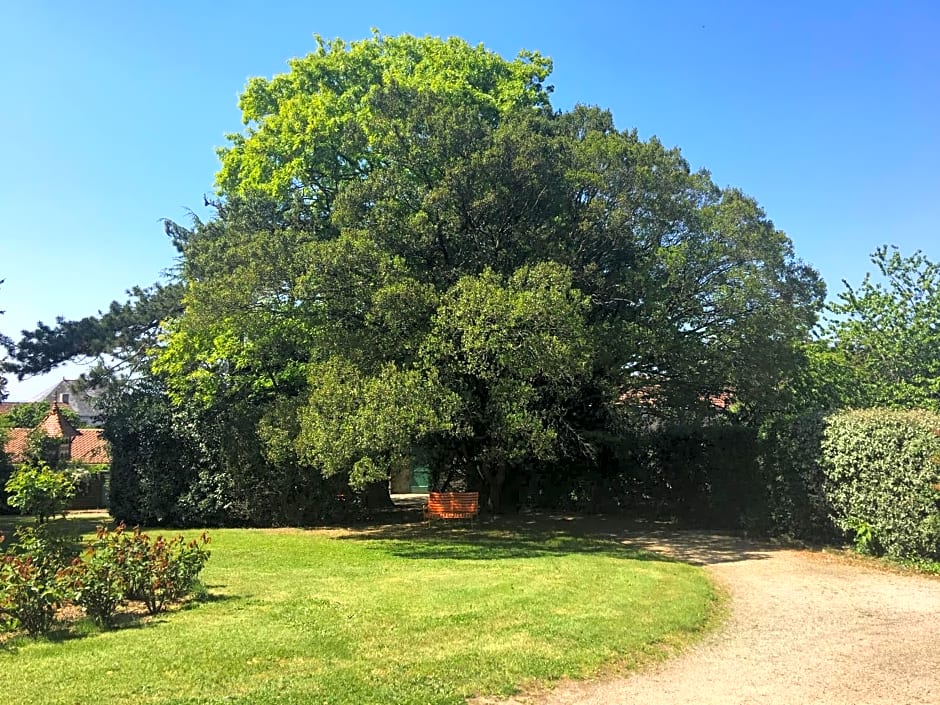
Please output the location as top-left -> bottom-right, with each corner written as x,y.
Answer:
410,465 -> 430,492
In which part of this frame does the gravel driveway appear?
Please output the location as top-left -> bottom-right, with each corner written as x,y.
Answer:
505,531 -> 940,705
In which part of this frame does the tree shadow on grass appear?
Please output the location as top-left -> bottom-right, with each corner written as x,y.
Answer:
337,513 -> 780,565
0,512 -> 114,544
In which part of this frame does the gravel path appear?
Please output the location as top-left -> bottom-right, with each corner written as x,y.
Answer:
505,531 -> 940,705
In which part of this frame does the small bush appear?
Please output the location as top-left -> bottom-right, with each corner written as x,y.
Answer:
821,409 -> 940,560
0,526 -> 73,636
118,526 -> 211,615
66,527 -> 129,626
5,463 -> 76,523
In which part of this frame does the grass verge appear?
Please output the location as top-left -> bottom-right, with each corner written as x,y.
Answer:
1,516 -> 719,705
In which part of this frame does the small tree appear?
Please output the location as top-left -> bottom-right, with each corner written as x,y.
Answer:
823,247 -> 940,411
4,463 -> 76,523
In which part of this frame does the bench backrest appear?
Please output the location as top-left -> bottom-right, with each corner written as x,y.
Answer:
427,491 -> 479,514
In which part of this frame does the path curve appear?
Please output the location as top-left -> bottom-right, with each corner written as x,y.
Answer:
508,531 -> 940,705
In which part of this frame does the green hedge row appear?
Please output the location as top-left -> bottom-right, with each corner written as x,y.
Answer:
821,409 -> 940,559
760,408 -> 940,559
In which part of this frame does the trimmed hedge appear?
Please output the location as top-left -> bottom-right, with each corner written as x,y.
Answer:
821,409 -> 940,560
758,412 -> 837,542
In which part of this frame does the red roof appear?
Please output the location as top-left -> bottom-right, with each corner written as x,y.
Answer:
71,429 -> 109,464
4,428 -> 29,461
2,407 -> 110,465
39,404 -> 79,439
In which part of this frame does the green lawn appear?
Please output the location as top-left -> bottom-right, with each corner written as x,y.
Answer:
0,516 -> 719,705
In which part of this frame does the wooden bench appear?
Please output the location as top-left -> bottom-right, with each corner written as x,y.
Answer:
424,491 -> 480,524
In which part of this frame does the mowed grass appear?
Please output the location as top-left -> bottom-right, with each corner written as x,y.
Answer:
0,518 -> 719,705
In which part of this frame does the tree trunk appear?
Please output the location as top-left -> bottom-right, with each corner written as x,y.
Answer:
488,463 -> 506,514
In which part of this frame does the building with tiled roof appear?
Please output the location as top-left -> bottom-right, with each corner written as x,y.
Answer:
3,405 -> 109,466
71,428 -> 109,465
2,404 -> 110,509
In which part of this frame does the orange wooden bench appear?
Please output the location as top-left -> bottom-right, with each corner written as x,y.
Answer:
424,491 -> 480,524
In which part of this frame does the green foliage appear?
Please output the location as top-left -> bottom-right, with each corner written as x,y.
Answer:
631,425 -> 766,529
4,463 -> 76,523
2,402 -> 82,430
102,381 -> 208,526
8,34 -> 825,522
822,247 -> 940,410
66,524 -> 211,621
11,283 -> 183,379
0,429 -> 12,515
757,412 -> 836,541
0,526 -> 74,636
24,428 -> 68,468
821,409 -> 940,560
104,378 -> 354,527
150,33 -> 821,516
117,525 -> 211,615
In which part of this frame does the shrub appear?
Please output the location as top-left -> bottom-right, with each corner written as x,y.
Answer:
0,526 -> 73,636
118,526 -> 211,615
5,463 -> 76,523
66,527 -> 129,626
821,409 -> 940,560
3,523 -> 211,635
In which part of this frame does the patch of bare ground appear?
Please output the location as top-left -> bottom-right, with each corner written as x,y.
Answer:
487,529 -> 940,705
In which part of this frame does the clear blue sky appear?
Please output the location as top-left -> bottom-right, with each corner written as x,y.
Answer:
2,0 -> 938,399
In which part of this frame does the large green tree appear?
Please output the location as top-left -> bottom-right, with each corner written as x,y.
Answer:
151,33 -> 823,512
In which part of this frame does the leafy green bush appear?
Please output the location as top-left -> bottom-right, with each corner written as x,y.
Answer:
821,409 -> 940,560
118,526 -> 211,615
66,527 -> 129,626
0,526 -> 74,636
5,463 -> 76,523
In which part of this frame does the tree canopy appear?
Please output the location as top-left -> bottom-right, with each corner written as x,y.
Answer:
148,33 -> 823,511
11,33 -> 825,518
0,402 -> 82,430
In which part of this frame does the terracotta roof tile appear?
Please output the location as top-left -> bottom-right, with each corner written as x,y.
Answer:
3,427 -> 110,465
4,428 -> 29,462
39,405 -> 79,439
71,429 -> 110,464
